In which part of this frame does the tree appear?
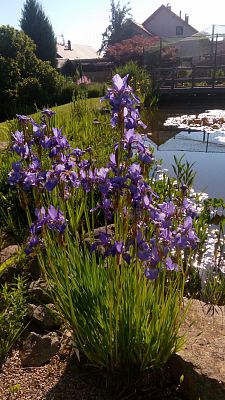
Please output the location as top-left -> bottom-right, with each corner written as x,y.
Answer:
105,35 -> 160,64
99,0 -> 133,54
0,25 -> 64,121
20,0 -> 56,65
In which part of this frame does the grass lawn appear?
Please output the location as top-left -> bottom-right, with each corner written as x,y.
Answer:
0,98 -> 101,142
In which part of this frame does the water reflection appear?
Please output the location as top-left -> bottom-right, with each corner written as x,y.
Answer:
143,106 -> 225,199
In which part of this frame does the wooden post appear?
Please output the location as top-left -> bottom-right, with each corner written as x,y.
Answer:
210,24 -> 215,64
192,66 -> 195,88
212,34 -> 218,88
171,68 -> 175,90
159,38 -> 162,65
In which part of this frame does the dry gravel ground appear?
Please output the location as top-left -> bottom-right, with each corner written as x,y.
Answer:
0,351 -> 112,400
0,350 -> 184,400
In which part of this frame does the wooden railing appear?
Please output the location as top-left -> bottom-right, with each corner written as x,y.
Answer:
152,65 -> 225,91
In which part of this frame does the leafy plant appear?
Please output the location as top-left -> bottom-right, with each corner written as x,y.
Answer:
114,61 -> 152,104
0,276 -> 28,361
202,269 -> 225,305
172,155 -> 196,192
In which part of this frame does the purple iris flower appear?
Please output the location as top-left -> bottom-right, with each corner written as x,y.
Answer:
112,74 -> 130,92
144,267 -> 159,280
40,136 -> 52,149
29,157 -> 41,172
138,148 -> 153,165
41,109 -> 56,118
8,171 -> 22,186
8,162 -> 24,186
136,232 -> 151,261
72,148 -> 86,159
47,205 -> 66,234
127,163 -> 142,181
23,172 -> 40,190
45,171 -> 59,191
183,216 -> 193,230
105,240 -> 124,257
90,232 -> 111,252
16,114 -> 31,124
160,202 -> 175,218
165,257 -> 178,271
25,234 -> 40,255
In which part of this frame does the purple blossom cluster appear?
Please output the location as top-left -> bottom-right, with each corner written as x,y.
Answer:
9,75 -> 200,278
25,205 -> 66,254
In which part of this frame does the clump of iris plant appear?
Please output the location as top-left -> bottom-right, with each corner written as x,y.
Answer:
8,73 -> 203,376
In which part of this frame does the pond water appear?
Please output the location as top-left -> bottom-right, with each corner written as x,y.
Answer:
143,104 -> 225,200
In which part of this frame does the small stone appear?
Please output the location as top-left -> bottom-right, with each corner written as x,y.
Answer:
99,107 -> 110,114
0,245 -> 18,264
20,332 -> 59,367
28,279 -> 52,304
0,245 -> 19,282
59,329 -> 74,356
27,303 -> 61,330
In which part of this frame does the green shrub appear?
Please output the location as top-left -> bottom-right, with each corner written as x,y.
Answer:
0,26 -> 68,121
86,82 -> 107,98
114,61 -> 152,104
57,77 -> 75,105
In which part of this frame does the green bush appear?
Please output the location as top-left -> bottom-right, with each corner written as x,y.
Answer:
0,26 -> 67,121
57,77 -> 75,105
86,82 -> 107,98
114,61 -> 152,104
73,82 -> 107,100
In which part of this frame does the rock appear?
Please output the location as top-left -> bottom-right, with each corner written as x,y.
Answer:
0,142 -> 8,150
0,244 -> 18,264
27,256 -> 41,280
169,299 -> 225,400
59,329 -> 74,357
28,279 -> 52,304
27,303 -> 61,331
83,224 -> 115,255
92,118 -> 101,125
0,245 -> 19,282
99,107 -> 110,114
20,332 -> 59,367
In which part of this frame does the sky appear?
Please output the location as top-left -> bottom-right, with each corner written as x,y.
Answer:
1,0 -> 225,50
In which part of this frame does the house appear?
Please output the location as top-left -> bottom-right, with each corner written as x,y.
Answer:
133,4 -> 209,64
56,41 -> 113,82
142,4 -> 198,39
56,42 -> 98,60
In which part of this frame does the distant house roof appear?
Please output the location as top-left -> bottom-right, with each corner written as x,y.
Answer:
143,4 -> 198,35
129,21 -> 154,37
56,43 -> 99,60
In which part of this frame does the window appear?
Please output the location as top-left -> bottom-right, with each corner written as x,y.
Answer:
176,26 -> 183,35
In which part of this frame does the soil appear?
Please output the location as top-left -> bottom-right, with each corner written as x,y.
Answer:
0,350 -> 184,400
